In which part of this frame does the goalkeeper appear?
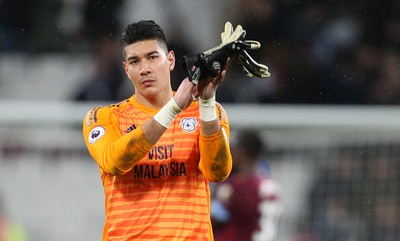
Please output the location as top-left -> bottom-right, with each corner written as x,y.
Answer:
82,20 -> 268,241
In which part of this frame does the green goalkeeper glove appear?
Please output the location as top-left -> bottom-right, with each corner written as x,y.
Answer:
183,21 -> 270,84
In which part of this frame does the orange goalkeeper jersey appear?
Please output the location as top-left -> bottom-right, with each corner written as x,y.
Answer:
82,95 -> 232,241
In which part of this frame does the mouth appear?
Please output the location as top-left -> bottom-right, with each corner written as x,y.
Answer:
141,78 -> 155,86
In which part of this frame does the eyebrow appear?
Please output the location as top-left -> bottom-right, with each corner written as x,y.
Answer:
126,50 -> 159,62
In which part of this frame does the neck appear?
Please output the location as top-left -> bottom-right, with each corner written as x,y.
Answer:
134,89 -> 173,109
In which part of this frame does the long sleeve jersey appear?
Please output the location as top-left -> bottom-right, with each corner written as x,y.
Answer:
82,95 -> 232,241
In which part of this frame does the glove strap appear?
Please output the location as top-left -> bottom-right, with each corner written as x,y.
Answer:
237,50 -> 270,78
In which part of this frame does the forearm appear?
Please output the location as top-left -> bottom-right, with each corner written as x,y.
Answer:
197,94 -> 232,181
142,118 -> 168,145
95,120 -> 168,175
92,98 -> 181,175
96,126 -> 153,175
199,126 -> 232,182
200,119 -> 220,136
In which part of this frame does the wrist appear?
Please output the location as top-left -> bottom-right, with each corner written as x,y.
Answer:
154,98 -> 182,128
199,95 -> 217,121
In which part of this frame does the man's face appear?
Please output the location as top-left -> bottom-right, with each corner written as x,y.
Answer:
123,39 -> 175,99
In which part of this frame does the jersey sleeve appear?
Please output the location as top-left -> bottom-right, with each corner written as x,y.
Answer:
198,102 -> 233,182
82,106 -> 153,175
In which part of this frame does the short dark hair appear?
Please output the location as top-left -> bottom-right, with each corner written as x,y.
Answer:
121,20 -> 168,57
236,129 -> 265,160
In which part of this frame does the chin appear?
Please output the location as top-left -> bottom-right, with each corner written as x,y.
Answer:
141,87 -> 159,97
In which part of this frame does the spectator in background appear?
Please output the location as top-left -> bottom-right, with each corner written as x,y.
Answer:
212,129 -> 282,241
71,0 -> 130,102
73,36 -> 129,101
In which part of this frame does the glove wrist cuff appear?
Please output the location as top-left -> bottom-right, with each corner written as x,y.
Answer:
199,96 -> 217,122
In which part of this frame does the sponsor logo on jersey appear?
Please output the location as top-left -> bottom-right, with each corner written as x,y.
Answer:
88,126 -> 106,144
133,162 -> 187,179
149,145 -> 174,160
180,117 -> 197,133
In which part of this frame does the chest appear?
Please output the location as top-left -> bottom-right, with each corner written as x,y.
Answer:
117,106 -> 201,163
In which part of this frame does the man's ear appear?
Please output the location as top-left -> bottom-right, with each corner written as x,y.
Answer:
167,50 -> 176,71
122,61 -> 131,79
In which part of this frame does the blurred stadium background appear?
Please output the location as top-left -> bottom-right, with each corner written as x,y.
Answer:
0,0 -> 399,240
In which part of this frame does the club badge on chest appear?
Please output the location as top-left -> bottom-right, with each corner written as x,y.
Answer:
180,117 -> 198,133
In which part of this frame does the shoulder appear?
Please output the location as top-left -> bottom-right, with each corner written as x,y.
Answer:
83,99 -> 131,126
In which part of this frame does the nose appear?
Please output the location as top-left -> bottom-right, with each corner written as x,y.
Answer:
139,60 -> 151,75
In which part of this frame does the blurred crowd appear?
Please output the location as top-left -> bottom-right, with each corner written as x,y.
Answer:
219,0 -> 400,104
0,0 -> 399,104
302,147 -> 400,241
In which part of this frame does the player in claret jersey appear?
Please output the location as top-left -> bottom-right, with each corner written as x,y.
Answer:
212,130 -> 282,241
82,20 -> 233,241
